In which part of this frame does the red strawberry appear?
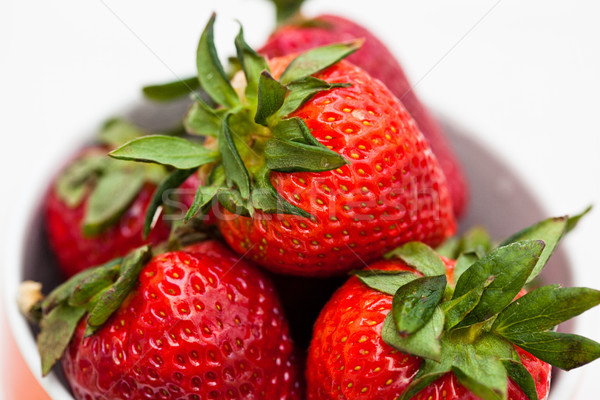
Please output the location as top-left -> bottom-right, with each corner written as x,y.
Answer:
111,16 -> 456,276
30,241 -> 302,400
260,14 -> 469,219
218,55 -> 455,275
45,146 -> 200,278
307,214 -> 600,400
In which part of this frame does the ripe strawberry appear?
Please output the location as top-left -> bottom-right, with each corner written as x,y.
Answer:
45,145 -> 200,278
111,15 -> 456,276
30,241 -> 302,400
307,213 -> 600,399
259,13 -> 469,219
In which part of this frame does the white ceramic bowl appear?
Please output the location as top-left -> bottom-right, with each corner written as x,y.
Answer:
2,102 -> 581,399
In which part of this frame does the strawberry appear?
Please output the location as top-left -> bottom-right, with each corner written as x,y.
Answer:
45,123 -> 201,277
306,212 -> 600,399
259,11 -> 469,219
28,241 -> 302,400
111,15 -> 456,276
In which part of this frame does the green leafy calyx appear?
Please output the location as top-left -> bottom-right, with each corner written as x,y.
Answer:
354,212 -> 600,400
55,143 -> 168,238
31,245 -> 153,376
110,14 -> 361,224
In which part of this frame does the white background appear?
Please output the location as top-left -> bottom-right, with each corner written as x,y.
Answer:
1,0 -> 599,399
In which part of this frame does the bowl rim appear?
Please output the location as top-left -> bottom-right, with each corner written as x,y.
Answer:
2,110 -> 583,400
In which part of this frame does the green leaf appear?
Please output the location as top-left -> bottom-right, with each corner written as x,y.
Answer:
501,331 -> 600,371
251,166 -> 312,218
37,303 -> 86,376
109,135 -> 219,169
185,186 -> 219,221
435,237 -> 461,259
566,205 -> 592,233
196,14 -> 239,108
382,307 -> 444,361
435,227 -> 493,260
352,269 -> 418,296
385,242 -> 446,277
142,76 -> 200,101
500,217 -> 566,284
501,357 -> 539,400
392,275 -> 447,335
41,260 -> 119,313
184,98 -> 225,137
143,168 -> 196,238
271,117 -> 331,149
452,252 -> 479,286
265,137 -> 348,172
279,39 -> 363,85
493,285 -> 600,335
68,260 -> 121,307
461,226 -> 493,256
275,77 -> 350,119
82,167 -> 146,237
234,26 -> 270,102
452,365 -> 505,400
271,117 -> 313,143
442,280 -> 491,330
86,245 -> 152,334
98,118 -> 144,148
219,115 -> 251,199
452,334 -> 513,400
207,163 -> 226,187
269,0 -> 307,25
255,71 -> 288,126
217,189 -> 252,217
55,154 -> 108,208
453,240 -> 545,328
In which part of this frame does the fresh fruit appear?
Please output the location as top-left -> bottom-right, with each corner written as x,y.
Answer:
111,15 -> 456,276
45,139 -> 201,277
306,213 -> 600,399
259,11 -> 469,219
27,241 -> 302,400
45,146 -> 167,277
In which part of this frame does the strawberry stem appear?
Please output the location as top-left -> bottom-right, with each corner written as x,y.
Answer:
267,0 -> 307,25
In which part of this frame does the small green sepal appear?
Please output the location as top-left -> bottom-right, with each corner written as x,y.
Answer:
85,245 -> 152,335
143,168 -> 197,238
109,135 -> 219,169
234,26 -> 270,102
352,269 -> 418,296
255,71 -> 288,126
452,240 -> 544,328
382,307 -> 444,361
196,13 -> 240,109
392,275 -> 447,336
34,246 -> 153,375
385,242 -> 447,277
142,76 -> 200,102
82,166 -> 146,237
184,98 -> 225,137
279,39 -> 363,85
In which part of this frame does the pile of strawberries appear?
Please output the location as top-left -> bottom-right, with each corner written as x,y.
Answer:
19,2 -> 600,400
